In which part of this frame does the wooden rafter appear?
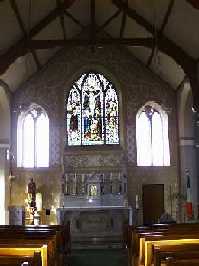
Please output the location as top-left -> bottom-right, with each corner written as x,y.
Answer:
120,0 -> 128,38
112,0 -> 196,73
96,9 -> 121,34
90,0 -> 96,49
56,0 -> 67,40
29,38 -> 153,49
0,4 -> 66,75
64,10 -> 85,29
112,0 -> 199,110
147,0 -> 175,67
159,0 -> 175,35
9,0 -> 41,69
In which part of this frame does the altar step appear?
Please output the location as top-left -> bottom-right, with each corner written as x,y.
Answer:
69,248 -> 128,266
71,235 -> 125,249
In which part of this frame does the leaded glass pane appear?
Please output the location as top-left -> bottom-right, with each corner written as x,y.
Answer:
36,113 -> 49,167
136,111 -> 152,166
23,114 -> 34,167
105,88 -> 119,144
152,111 -> 164,166
136,104 -> 170,166
67,88 -> 81,146
82,73 -> 104,145
66,72 -> 119,146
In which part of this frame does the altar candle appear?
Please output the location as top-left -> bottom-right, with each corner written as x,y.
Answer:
61,157 -> 64,175
129,207 -> 133,225
36,193 -> 42,211
118,172 -> 121,181
110,172 -> 113,181
73,173 -> 77,195
136,194 -> 139,209
82,174 -> 85,183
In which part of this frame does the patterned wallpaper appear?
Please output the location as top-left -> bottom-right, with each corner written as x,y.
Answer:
11,44 -> 178,222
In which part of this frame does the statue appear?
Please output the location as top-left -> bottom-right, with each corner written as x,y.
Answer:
27,178 -> 36,224
28,178 -> 36,203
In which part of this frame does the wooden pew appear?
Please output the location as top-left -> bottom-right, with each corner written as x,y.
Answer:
131,224 -> 199,266
0,224 -> 70,266
0,251 -> 42,266
153,243 -> 199,266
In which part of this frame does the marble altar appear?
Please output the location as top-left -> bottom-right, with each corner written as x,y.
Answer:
57,171 -> 131,247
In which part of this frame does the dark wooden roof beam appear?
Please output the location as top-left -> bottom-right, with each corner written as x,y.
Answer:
147,0 -> 175,67
29,38 -> 153,49
56,0 -> 67,40
120,0 -> 128,38
90,0 -> 96,49
0,4 -> 66,75
97,9 -> 121,34
9,0 -> 41,69
112,0 -> 196,73
64,10 -> 85,29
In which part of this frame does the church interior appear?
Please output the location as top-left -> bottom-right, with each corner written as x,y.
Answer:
0,0 -> 199,265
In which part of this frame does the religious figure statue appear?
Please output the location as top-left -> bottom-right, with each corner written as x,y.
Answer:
28,178 -> 36,208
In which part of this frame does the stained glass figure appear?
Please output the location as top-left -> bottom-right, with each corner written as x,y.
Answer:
67,88 -> 81,145
66,72 -> 119,146
136,103 -> 170,166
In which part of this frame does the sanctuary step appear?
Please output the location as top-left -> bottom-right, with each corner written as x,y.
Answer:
71,233 -> 125,250
69,248 -> 128,266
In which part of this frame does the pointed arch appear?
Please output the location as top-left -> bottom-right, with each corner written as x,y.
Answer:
17,103 -> 49,168
66,72 -> 119,146
136,101 -> 170,166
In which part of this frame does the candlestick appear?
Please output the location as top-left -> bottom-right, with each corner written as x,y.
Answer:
136,194 -> 139,209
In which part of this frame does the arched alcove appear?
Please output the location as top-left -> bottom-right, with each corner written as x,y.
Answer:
178,80 -> 198,221
0,84 -> 10,224
0,85 -> 10,143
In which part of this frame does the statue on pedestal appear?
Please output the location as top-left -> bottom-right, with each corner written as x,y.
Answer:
28,178 -> 37,224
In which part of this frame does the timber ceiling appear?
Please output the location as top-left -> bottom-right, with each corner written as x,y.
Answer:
0,0 -> 198,93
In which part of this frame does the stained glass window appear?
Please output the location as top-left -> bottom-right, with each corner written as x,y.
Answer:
66,72 -> 119,146
17,104 -> 49,168
136,103 -> 170,166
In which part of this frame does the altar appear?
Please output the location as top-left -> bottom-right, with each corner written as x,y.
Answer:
56,172 -> 132,247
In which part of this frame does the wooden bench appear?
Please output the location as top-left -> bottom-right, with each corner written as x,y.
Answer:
129,224 -> 199,266
0,251 -> 42,266
153,243 -> 199,266
0,224 -> 70,266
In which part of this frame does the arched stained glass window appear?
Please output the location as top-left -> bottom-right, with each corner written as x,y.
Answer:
17,104 -> 49,168
66,72 -> 119,146
136,102 -> 170,166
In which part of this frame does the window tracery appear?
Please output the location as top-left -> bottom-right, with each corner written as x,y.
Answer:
17,104 -> 49,168
136,102 -> 170,166
66,72 -> 119,146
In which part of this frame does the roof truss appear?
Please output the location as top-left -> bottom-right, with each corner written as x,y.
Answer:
0,0 -> 199,109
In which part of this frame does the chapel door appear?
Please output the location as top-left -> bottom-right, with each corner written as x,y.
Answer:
142,184 -> 164,225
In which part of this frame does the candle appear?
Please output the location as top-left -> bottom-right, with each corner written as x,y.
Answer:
118,172 -> 121,181
82,174 -> 85,183
136,194 -> 139,209
110,172 -> 113,181
129,207 -> 133,225
36,193 -> 42,211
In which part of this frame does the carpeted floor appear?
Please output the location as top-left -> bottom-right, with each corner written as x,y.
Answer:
69,249 -> 128,266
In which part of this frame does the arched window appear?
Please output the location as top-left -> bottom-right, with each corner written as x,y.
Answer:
17,104 -> 49,168
66,72 -> 119,146
136,102 -> 170,166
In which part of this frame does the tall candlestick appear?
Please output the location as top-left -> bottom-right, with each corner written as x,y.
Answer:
136,194 -> 139,209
